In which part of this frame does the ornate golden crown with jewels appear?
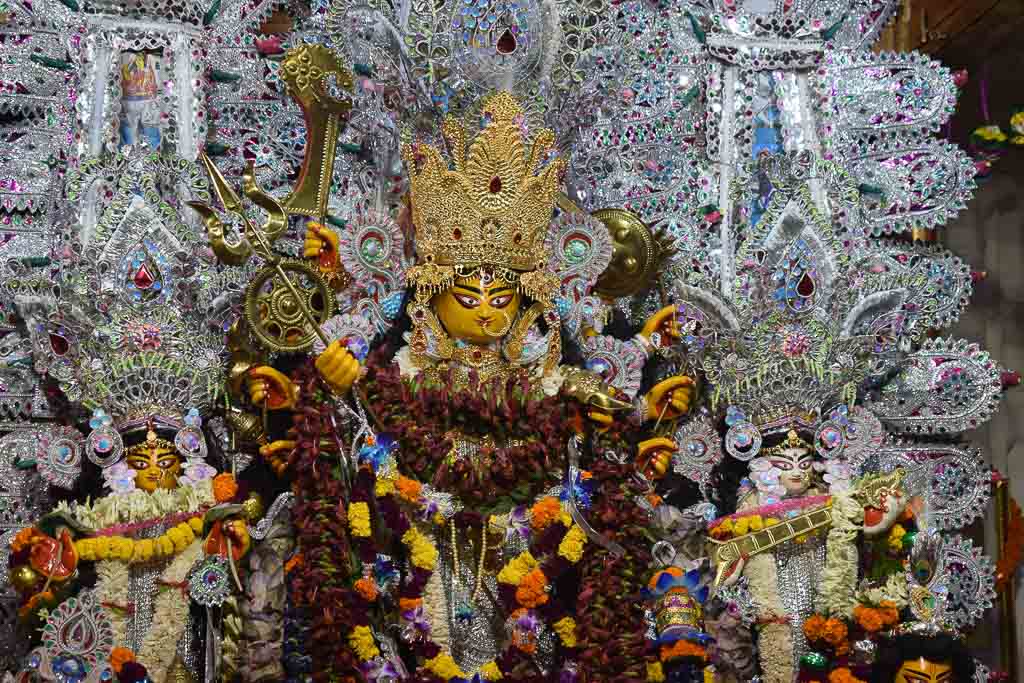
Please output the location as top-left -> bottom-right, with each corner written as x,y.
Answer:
402,91 -> 565,286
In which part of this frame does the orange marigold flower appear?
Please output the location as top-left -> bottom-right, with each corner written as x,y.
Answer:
658,640 -> 707,662
515,568 -> 549,608
803,614 -> 828,642
399,597 -> 423,611
212,473 -> 239,503
828,667 -> 866,683
853,605 -> 884,633
354,577 -> 378,602
396,476 -> 423,503
822,618 -> 848,647
530,497 -> 562,532
878,601 -> 900,628
109,647 -> 135,674
11,527 -> 41,553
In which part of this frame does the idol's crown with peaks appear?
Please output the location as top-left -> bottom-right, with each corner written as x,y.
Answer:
403,92 -> 565,277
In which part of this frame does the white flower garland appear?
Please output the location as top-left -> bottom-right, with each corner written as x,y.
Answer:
423,543 -> 451,651
138,540 -> 203,681
94,541 -> 203,683
52,479 -> 214,532
856,573 -> 909,609
816,490 -> 863,619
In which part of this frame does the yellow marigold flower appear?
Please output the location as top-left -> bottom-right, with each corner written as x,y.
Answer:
157,535 -> 174,557
765,517 -> 780,527
115,537 -> 135,561
748,516 -> 764,531
133,539 -> 155,563
188,516 -> 204,534
176,522 -> 196,544
497,551 -> 539,585
733,517 -> 750,536
552,616 -> 578,648
95,536 -> 114,560
425,653 -> 465,679
402,527 -> 438,570
168,528 -> 190,553
1012,135 -> 1024,146
349,502 -> 371,538
375,476 -> 395,497
557,525 -> 586,564
480,662 -> 503,680
347,625 -> 379,661
1011,111 -> 1024,132
75,538 -> 95,561
647,661 -> 666,682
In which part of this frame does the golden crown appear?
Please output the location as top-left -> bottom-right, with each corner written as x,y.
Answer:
403,92 -> 565,281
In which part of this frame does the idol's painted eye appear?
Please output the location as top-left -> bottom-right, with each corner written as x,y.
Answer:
157,456 -> 179,470
489,293 -> 513,308
799,460 -> 812,470
771,459 -> 792,471
127,458 -> 149,471
452,292 -> 481,308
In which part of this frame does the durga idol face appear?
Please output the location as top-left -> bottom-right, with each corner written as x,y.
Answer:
432,274 -> 522,345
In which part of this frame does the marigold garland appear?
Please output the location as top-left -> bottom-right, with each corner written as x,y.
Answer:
401,526 -> 438,570
284,351 -> 646,681
348,625 -> 380,661
647,661 -> 666,682
348,502 -> 371,537
73,516 -> 203,564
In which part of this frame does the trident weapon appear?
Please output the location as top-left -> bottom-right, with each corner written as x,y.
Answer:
188,44 -> 355,353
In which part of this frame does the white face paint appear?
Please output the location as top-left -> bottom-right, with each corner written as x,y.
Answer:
862,488 -> 908,537
768,446 -> 814,497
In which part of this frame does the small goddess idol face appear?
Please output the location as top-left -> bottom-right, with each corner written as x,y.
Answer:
432,273 -> 522,345
125,440 -> 183,493
769,446 -> 814,497
895,657 -> 953,683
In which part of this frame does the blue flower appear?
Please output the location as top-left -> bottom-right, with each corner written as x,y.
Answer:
357,434 -> 397,472
559,470 -> 595,510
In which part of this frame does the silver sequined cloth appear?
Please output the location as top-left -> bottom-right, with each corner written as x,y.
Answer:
126,524 -> 169,652
774,535 -> 826,668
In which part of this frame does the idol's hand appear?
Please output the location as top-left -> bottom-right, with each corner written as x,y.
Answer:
315,340 -> 361,394
248,366 -> 299,410
303,221 -> 340,273
260,440 -> 296,477
644,375 -> 696,421
640,305 -> 684,346
637,437 -> 676,479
